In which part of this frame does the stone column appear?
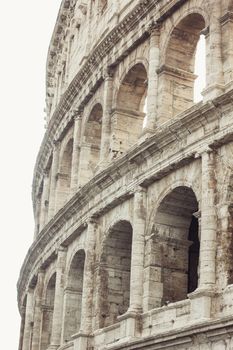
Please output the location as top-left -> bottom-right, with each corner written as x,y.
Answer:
70,113 -> 82,194
199,150 -> 217,288
80,219 -> 96,333
31,270 -> 45,350
33,196 -> 41,240
220,10 -> 233,90
216,203 -> 232,290
143,24 -> 160,134
49,248 -> 67,349
129,186 -> 146,312
73,219 -> 96,349
18,307 -> 26,350
203,1 -> 225,101
40,171 -> 50,228
22,288 -> 34,350
189,150 -> 217,320
193,210 -> 201,287
48,141 -> 60,219
99,69 -> 113,166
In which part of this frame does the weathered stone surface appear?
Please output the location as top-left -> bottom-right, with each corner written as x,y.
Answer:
18,1 -> 233,349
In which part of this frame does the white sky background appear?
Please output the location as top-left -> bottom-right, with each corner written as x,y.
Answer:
0,2 -> 205,348
0,1 -> 61,348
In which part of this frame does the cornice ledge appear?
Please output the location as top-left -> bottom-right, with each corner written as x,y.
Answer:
19,90 -> 233,306
34,0 -> 159,204
104,317 -> 233,350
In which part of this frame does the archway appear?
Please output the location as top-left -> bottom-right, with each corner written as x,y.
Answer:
56,138 -> 73,209
62,250 -> 85,341
146,187 -> 199,309
79,103 -> 103,185
111,63 -> 147,158
99,221 -> 133,327
159,13 -> 206,121
41,273 -> 56,350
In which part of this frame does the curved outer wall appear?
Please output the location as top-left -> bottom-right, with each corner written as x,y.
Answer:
18,1 -> 233,350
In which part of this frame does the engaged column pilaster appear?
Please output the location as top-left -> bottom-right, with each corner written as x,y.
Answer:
48,141 -> 61,219
199,150 -> 217,288
40,171 -> 50,228
49,247 -> 67,349
203,1 -> 225,101
70,111 -> 83,194
142,23 -> 160,135
73,218 -> 97,350
129,186 -> 146,313
31,270 -> 45,350
189,149 -> 217,320
22,288 -> 34,350
99,68 -> 114,167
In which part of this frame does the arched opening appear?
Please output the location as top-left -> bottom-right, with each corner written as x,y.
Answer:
79,104 -> 103,186
111,63 -> 147,158
41,273 -> 56,350
40,157 -> 52,229
62,250 -> 85,342
56,139 -> 73,209
99,221 -> 132,328
159,13 -> 206,121
146,187 -> 199,309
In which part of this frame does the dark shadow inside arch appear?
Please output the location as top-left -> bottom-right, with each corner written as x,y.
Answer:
56,138 -> 74,209
160,13 -> 206,121
63,250 -> 85,341
83,103 -> 103,171
99,220 -> 132,328
149,186 -> 199,308
111,63 -> 147,158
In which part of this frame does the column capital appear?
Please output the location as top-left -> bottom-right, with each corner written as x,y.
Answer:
195,144 -> 216,158
55,246 -> 67,255
147,21 -> 161,36
200,26 -> 209,37
86,216 -> 99,225
36,268 -> 45,277
103,66 -> 114,80
53,139 -> 61,148
134,185 -> 147,195
43,169 -> 50,177
26,286 -> 35,294
72,107 -> 83,120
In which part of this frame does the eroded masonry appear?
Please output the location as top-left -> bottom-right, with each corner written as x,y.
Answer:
18,1 -> 233,349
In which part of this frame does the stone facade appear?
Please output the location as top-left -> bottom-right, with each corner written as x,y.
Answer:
17,1 -> 233,349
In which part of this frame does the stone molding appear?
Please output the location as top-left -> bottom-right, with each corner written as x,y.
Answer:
17,89 -> 233,305
34,0 -> 191,206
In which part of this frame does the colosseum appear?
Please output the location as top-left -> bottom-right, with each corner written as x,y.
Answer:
17,0 -> 233,349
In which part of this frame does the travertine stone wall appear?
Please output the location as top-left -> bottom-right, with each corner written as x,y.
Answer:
18,1 -> 233,350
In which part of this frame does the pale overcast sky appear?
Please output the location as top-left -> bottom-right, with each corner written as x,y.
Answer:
0,1 -> 61,348
0,1 -> 205,348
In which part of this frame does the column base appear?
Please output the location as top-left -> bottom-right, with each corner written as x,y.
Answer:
47,345 -> 60,350
117,310 -> 142,340
139,127 -> 155,143
96,159 -> 110,173
71,332 -> 93,350
188,287 -> 217,321
202,83 -> 225,102
225,80 -> 233,92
